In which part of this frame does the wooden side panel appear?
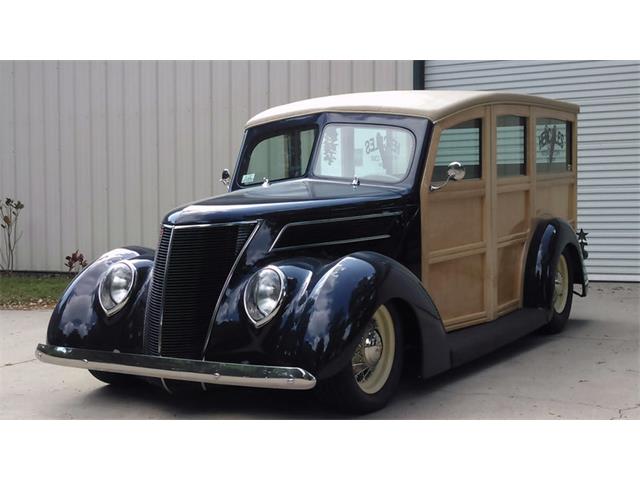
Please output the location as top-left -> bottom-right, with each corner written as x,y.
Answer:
496,240 -> 526,312
428,193 -> 484,252
422,103 -> 578,330
421,106 -> 491,331
497,189 -> 528,238
495,186 -> 530,313
430,253 -> 486,322
536,179 -> 573,223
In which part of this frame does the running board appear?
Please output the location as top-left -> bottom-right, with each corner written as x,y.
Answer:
447,308 -> 549,367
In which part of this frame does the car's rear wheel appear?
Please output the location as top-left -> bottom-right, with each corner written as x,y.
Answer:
317,303 -> 404,414
89,369 -> 138,386
541,249 -> 574,334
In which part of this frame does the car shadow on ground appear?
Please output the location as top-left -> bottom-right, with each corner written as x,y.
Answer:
82,317 -> 595,419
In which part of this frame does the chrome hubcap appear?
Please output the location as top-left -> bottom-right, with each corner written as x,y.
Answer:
351,305 -> 395,394
353,326 -> 383,382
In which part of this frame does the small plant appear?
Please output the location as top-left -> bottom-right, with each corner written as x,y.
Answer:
65,250 -> 88,274
0,197 -> 25,273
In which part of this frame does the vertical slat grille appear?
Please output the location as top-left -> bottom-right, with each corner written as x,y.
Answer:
143,227 -> 171,355
143,223 -> 255,359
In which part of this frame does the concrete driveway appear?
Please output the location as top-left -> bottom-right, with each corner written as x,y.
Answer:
1,282 -> 638,419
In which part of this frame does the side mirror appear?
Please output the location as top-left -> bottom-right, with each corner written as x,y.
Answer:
447,161 -> 466,181
220,168 -> 231,188
430,161 -> 466,192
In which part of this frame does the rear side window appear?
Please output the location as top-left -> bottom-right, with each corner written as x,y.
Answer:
433,119 -> 482,182
497,115 -> 527,177
536,118 -> 572,173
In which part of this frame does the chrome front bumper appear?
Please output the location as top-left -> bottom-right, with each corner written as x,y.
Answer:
35,344 -> 316,390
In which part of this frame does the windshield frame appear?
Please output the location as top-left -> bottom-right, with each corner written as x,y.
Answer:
233,112 -> 429,190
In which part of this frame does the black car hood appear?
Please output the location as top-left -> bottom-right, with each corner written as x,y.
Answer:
164,178 -> 413,225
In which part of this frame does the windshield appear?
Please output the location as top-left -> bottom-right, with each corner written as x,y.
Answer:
238,127 -> 316,186
313,124 -> 415,183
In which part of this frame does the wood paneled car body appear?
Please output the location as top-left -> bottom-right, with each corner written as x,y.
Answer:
37,91 -> 588,413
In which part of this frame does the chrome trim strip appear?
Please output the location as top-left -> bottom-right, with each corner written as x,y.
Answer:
164,220 -> 258,230
269,211 -> 402,252
35,344 -> 316,391
200,221 -> 261,357
272,234 -> 392,252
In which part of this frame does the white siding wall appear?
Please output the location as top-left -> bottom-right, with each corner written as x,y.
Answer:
425,61 -> 640,281
0,60 -> 413,271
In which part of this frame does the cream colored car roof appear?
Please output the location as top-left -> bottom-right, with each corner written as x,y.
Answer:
245,90 -> 579,127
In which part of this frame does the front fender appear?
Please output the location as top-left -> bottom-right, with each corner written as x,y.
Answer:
208,251 -> 448,380
46,246 -> 154,353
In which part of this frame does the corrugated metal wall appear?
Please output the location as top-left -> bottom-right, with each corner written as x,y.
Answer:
0,60 -> 413,271
424,61 -> 640,281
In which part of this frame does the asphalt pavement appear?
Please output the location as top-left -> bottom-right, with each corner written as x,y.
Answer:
1,282 -> 638,419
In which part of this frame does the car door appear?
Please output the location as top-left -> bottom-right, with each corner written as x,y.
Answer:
491,105 -> 532,317
420,106 -> 493,331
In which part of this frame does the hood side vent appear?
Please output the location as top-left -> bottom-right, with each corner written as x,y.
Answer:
270,212 -> 401,252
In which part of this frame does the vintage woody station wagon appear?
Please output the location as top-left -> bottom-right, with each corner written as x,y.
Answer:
37,90 -> 589,413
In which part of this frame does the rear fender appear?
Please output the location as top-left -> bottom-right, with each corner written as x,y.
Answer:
523,218 -> 588,313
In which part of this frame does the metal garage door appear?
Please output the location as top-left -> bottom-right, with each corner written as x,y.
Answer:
424,61 -> 640,281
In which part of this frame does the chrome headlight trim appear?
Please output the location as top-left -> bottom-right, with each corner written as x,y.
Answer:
98,259 -> 137,316
243,265 -> 286,328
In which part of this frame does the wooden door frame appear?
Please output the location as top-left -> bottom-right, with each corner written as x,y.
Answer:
420,105 -> 493,330
491,104 -> 532,316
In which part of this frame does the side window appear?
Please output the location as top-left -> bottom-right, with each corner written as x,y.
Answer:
240,128 -> 315,186
536,118 -> 572,173
433,119 -> 481,182
497,115 -> 527,177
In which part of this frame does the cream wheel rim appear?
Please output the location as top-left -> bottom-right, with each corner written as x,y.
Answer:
553,255 -> 569,313
351,305 -> 395,394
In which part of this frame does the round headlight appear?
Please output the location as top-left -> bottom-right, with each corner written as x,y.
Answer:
99,260 -> 136,315
244,266 -> 286,327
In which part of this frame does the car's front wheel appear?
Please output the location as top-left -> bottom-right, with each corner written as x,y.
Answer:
317,303 -> 404,414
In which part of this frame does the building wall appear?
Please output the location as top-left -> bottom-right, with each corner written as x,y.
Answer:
0,60 -> 413,271
424,61 -> 640,281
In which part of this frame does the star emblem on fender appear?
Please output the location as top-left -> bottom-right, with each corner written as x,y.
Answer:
577,228 -> 588,243
577,228 -> 589,259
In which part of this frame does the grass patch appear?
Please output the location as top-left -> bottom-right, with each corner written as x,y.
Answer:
0,273 -> 72,309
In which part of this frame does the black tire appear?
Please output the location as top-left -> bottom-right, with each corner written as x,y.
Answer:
89,369 -> 138,386
316,303 -> 404,414
541,249 -> 574,334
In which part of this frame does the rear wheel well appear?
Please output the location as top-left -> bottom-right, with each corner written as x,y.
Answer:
388,298 -> 421,378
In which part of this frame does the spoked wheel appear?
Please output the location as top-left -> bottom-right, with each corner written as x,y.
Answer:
352,306 -> 396,395
542,249 -> 574,334
317,303 -> 403,414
